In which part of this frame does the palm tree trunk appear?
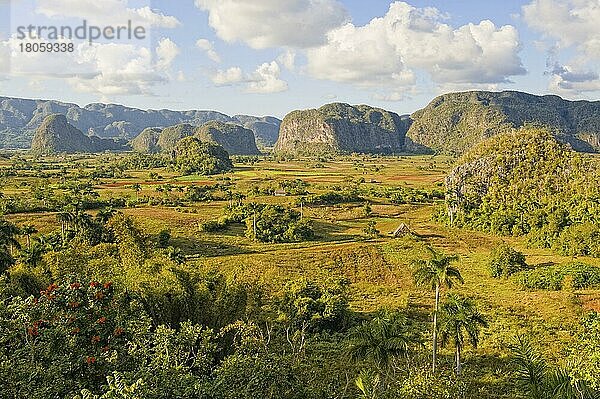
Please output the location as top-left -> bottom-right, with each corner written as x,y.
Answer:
432,283 -> 440,373
456,343 -> 461,375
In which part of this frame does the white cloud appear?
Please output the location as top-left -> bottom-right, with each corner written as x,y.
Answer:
306,19 -> 415,87
195,0 -> 349,49
156,38 -> 180,70
247,61 -> 288,94
196,39 -> 221,63
277,50 -> 296,71
523,0 -> 600,56
547,63 -> 600,94
70,44 -> 168,96
0,34 -> 178,97
36,0 -> 180,28
307,1 -> 525,92
212,67 -> 244,85
373,91 -> 408,102
211,61 -> 288,94
523,0 -> 600,94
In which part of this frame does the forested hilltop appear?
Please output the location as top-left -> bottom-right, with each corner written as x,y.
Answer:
274,103 -> 410,156
407,91 -> 600,155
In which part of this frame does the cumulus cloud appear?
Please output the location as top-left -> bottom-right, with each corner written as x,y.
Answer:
523,0 -> 600,94
196,39 -> 221,63
68,43 -> 170,96
211,61 -> 288,94
523,0 -> 600,56
547,62 -> 600,94
307,1 -> 525,92
36,0 -> 180,28
277,50 -> 296,71
212,67 -> 244,85
156,38 -> 180,70
0,34 -> 179,97
194,0 -> 349,49
247,61 -> 288,93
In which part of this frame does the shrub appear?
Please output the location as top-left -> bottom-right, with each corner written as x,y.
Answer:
489,243 -> 528,278
567,263 -> 600,289
363,221 -> 379,237
514,262 -> 600,291
279,278 -> 350,332
279,179 -> 309,195
553,223 -> 600,257
156,229 -> 171,248
304,191 -> 361,205
515,265 -> 565,290
246,205 -> 314,243
200,219 -> 229,232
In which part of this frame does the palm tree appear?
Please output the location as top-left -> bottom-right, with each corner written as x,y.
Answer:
439,293 -> 487,375
57,209 -> 76,241
509,336 -> 547,399
20,224 -> 38,249
346,311 -> 422,372
0,218 -> 20,273
18,242 -> 44,268
412,247 -> 463,373
355,370 -> 380,399
95,208 -> 115,225
131,183 -> 142,201
509,336 -> 598,399
0,219 -> 21,254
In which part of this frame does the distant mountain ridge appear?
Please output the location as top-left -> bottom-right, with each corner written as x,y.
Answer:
0,96 -> 281,149
4,91 -> 600,155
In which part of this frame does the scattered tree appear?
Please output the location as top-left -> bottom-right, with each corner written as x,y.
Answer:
412,248 -> 463,373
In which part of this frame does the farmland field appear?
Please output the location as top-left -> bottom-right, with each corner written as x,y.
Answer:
2,150 -> 599,398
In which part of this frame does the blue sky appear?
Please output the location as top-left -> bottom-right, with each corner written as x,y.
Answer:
1,0 -> 599,118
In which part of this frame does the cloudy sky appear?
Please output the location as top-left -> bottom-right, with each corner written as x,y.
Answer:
0,0 -> 599,117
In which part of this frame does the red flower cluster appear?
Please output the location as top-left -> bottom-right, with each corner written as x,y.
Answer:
70,282 -> 82,290
40,284 -> 59,300
85,356 -> 96,364
103,282 -> 113,289
97,316 -> 107,324
27,320 -> 47,337
89,281 -> 100,288
91,335 -> 101,344
114,327 -> 124,336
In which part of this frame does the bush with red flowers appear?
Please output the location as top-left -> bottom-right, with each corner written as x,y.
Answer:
0,279 -> 141,397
